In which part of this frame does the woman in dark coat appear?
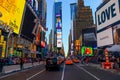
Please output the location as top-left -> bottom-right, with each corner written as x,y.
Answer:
20,58 -> 24,70
0,58 -> 4,72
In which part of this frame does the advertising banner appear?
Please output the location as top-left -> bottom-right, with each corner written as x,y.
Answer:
75,40 -> 80,46
57,29 -> 62,32
57,39 -> 62,48
56,14 -> 62,29
0,0 -> 26,34
97,28 -> 113,47
57,31 -> 62,39
113,23 -> 120,45
21,5 -> 36,42
96,0 -> 120,31
41,41 -> 45,48
81,46 -> 93,56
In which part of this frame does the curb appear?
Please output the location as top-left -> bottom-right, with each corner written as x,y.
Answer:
88,63 -> 120,75
0,62 -> 43,76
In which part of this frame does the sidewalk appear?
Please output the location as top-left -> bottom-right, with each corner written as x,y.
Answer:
88,63 -> 120,75
0,61 -> 43,74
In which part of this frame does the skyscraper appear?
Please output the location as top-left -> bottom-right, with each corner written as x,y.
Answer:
73,0 -> 93,45
52,2 -> 62,51
49,29 -> 53,51
70,3 -> 77,54
68,29 -> 72,55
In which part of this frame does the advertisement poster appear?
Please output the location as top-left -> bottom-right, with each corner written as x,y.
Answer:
96,0 -> 120,48
97,28 -> 113,47
0,0 -> 26,34
56,15 -> 62,29
113,23 -> 120,45
96,0 -> 120,31
57,39 -> 62,48
81,46 -> 93,56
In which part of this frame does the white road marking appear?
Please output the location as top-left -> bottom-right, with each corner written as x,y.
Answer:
0,69 -> 29,79
0,72 -> 16,79
78,64 -> 85,66
26,69 -> 45,80
75,64 -> 100,80
61,64 -> 65,80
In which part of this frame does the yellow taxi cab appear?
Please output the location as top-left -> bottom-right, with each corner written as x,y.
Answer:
65,58 -> 73,65
73,58 -> 79,63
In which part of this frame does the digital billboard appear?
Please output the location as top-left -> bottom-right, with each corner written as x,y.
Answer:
82,27 -> 97,48
81,46 -> 93,56
56,14 -> 62,29
57,31 -> 62,39
0,0 -> 26,34
84,33 -> 96,41
57,39 -> 62,48
21,5 -> 36,42
56,29 -> 62,48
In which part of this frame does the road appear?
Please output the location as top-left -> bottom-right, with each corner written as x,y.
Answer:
0,63 -> 120,80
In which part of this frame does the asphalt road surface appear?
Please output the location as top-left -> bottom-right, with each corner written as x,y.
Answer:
0,63 -> 120,80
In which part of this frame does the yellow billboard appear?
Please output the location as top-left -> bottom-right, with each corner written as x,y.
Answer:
0,0 -> 26,34
75,40 -> 80,46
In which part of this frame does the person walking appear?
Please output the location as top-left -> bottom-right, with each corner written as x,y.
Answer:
20,57 -> 24,70
31,58 -> 34,66
0,58 -> 4,73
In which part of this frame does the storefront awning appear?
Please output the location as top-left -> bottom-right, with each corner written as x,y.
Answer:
106,45 -> 120,52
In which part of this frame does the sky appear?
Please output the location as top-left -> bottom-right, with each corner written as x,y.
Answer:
46,0 -> 102,55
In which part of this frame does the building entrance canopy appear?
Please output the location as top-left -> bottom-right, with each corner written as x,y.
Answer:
106,45 -> 120,52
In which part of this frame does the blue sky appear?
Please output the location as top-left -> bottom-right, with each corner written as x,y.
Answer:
46,0 -> 102,55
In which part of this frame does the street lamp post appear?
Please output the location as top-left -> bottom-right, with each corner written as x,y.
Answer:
5,27 -> 14,57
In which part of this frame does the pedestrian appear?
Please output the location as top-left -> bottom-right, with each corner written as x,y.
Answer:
0,58 -> 4,73
81,55 -> 86,64
20,57 -> 24,70
85,56 -> 89,64
31,58 -> 34,66
38,58 -> 41,64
